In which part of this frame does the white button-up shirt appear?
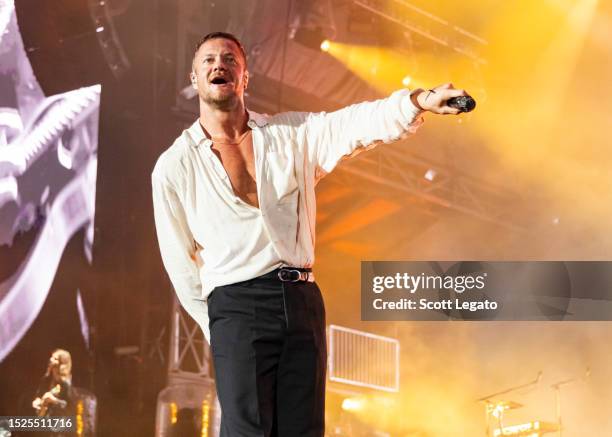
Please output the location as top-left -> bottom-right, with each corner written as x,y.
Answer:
152,89 -> 423,342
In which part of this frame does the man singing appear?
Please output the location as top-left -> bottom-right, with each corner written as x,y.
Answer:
152,31 -> 468,437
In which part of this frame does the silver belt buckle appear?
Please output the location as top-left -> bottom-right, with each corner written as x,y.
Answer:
278,268 -> 303,282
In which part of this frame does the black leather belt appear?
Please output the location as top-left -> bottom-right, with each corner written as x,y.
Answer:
276,267 -> 313,282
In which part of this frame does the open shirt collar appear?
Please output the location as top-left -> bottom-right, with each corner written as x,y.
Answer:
187,109 -> 268,148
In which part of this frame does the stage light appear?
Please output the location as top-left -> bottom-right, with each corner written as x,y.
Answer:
402,75 -> 412,86
201,400 -> 210,437
320,39 -> 331,52
76,400 -> 84,436
424,169 -> 436,182
170,402 -> 178,424
290,26 -> 328,51
341,397 -> 365,412
321,43 -> 420,94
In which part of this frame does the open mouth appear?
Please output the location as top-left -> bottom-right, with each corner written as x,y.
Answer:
210,77 -> 231,86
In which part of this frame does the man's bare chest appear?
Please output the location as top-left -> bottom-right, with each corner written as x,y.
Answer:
210,135 -> 259,207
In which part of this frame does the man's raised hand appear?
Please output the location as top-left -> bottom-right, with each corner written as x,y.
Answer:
411,83 -> 470,115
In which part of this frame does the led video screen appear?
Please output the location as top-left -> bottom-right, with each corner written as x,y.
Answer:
0,0 -> 100,362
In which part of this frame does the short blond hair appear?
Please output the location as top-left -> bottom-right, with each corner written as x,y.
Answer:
194,31 -> 247,67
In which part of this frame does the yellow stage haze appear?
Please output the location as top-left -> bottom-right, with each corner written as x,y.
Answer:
326,0 -> 607,235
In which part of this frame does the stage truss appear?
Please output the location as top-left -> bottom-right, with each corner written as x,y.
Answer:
331,144 -> 526,232
167,299 -> 211,384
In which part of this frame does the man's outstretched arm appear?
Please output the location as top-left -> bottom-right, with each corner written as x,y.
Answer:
303,83 -> 468,174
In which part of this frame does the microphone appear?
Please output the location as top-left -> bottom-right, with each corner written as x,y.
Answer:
447,95 -> 476,113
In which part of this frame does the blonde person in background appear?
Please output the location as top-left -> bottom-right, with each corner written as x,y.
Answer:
32,349 -> 74,420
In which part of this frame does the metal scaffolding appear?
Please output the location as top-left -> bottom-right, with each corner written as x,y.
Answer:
353,0 -> 488,64
330,144 -> 527,232
167,298 -> 212,384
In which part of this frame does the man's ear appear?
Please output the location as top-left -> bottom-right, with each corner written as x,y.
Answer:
190,72 -> 198,90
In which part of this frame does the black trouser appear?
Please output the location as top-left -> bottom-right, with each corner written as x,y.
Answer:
208,269 -> 327,437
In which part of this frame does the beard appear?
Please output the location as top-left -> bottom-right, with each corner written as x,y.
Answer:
201,87 -> 240,111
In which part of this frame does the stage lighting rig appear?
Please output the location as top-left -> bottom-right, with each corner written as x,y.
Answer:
289,26 -> 329,52
88,0 -> 131,79
15,0 -> 130,94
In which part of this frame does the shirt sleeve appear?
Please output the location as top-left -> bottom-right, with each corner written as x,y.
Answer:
304,88 -> 424,174
151,169 -> 210,343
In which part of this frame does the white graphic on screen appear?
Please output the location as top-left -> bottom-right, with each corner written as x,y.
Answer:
0,0 -> 100,362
